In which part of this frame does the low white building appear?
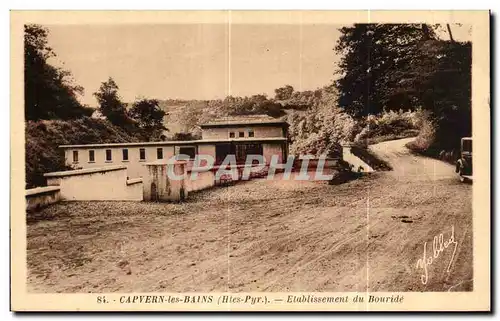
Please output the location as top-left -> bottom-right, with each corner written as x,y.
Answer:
60,115 -> 289,179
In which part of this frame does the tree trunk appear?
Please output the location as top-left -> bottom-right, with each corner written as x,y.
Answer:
446,24 -> 455,42
421,24 -> 431,40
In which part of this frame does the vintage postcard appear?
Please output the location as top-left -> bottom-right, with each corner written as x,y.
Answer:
11,10 -> 490,311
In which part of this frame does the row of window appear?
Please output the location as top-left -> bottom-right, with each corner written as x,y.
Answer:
72,148 -> 163,163
72,146 -> 198,163
229,131 -> 254,138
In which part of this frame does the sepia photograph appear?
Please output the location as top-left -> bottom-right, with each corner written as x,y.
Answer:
10,10 -> 490,311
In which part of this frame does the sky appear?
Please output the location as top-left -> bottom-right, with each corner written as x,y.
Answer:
47,24 -> 342,106
46,23 -> 471,107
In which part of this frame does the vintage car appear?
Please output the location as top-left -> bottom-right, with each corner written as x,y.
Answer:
455,137 -> 472,182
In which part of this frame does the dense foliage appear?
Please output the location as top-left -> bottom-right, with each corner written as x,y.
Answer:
128,98 -> 167,141
335,24 -> 438,117
285,89 -> 420,157
24,25 -> 93,120
335,23 -> 471,153
405,40 -> 472,153
274,85 -> 294,100
93,77 -> 136,130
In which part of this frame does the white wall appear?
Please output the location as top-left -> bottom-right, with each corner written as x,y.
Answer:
45,166 -> 143,201
62,139 -> 288,188
125,179 -> 143,201
342,146 -> 374,173
186,169 -> 215,192
263,143 -> 285,164
64,146 -> 175,179
202,126 -> 284,140
25,186 -> 61,211
142,163 -> 188,202
197,144 -> 216,159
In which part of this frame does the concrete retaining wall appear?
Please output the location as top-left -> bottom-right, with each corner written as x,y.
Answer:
143,161 -> 188,202
25,186 -> 61,211
293,157 -> 339,171
263,143 -> 285,164
44,165 -> 143,201
342,144 -> 374,173
186,169 -> 216,192
125,178 -> 144,201
143,162 -> 270,200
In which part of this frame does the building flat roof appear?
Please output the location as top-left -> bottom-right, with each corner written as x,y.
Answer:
200,115 -> 287,128
59,137 -> 288,149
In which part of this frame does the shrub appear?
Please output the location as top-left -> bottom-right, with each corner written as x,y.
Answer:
405,110 -> 437,155
287,90 -> 362,158
171,132 -> 201,141
354,109 -> 420,143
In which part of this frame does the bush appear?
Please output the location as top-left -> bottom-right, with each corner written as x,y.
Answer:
288,104 -> 420,158
171,132 -> 201,141
405,110 -> 437,155
287,89 -> 362,158
406,109 -> 465,163
354,109 -> 420,144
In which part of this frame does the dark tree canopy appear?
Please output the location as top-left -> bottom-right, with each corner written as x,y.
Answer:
24,24 -> 93,120
128,98 -> 167,141
334,24 -> 439,117
171,132 -> 200,141
93,77 -> 134,129
334,23 -> 471,150
274,85 -> 294,100
411,40 -> 472,150
213,95 -> 284,117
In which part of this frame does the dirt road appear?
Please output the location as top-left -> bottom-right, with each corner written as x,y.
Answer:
27,138 -> 472,293
369,137 -> 457,181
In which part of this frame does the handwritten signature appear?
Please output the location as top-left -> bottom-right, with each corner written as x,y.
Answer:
415,226 -> 458,285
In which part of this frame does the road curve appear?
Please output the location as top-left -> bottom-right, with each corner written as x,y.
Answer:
369,137 -> 457,181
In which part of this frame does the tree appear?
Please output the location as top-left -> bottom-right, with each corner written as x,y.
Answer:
334,24 -> 437,117
251,96 -> 283,117
93,77 -> 132,128
286,88 -> 361,157
274,85 -> 294,100
128,98 -> 167,141
24,24 -> 92,120
406,39 -> 472,150
210,94 -> 283,117
178,101 -> 206,134
171,132 -> 200,141
446,24 -> 454,42
334,23 -> 471,152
